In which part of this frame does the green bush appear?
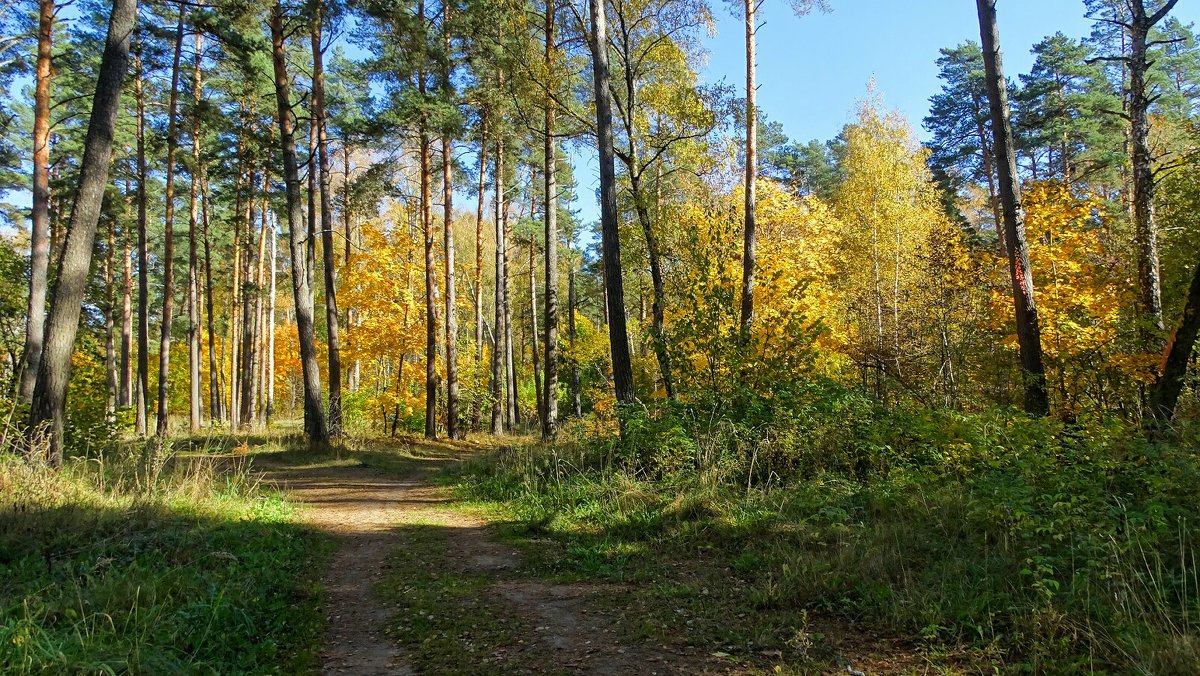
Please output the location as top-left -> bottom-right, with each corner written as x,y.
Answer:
453,382 -> 1200,672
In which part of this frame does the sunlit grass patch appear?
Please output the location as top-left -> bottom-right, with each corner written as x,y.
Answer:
0,442 -> 330,674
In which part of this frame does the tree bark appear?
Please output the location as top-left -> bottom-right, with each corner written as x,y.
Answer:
441,2 -> 460,439
28,0 -> 136,463
739,0 -> 757,343
491,136 -> 507,435
238,172 -> 258,428
229,133 -> 247,430
543,0 -> 559,438
1128,0 -> 1178,342
19,0 -> 55,404
503,170 -> 517,429
568,259 -> 581,417
120,202 -> 133,408
474,114 -> 487,431
156,10 -> 186,437
187,17 -> 204,433
530,236 -> 543,424
104,220 -> 117,417
270,0 -> 328,443
421,123 -> 439,439
977,0 -> 1049,416
267,221 -> 277,423
256,182 -> 269,423
588,0 -> 635,406
135,45 -> 149,436
201,173 -> 222,421
312,4 -> 342,438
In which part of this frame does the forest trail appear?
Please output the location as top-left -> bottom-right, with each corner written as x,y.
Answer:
261,445 -> 725,675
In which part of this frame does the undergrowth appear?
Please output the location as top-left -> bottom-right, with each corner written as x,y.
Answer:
0,438 -> 330,674
449,392 -> 1200,674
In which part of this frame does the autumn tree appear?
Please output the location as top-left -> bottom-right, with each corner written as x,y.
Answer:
977,0 -> 1049,416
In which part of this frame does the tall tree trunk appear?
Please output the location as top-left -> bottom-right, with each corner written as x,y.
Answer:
307,109 -> 317,283
344,144 -> 352,266
120,204 -> 133,407
255,182 -> 268,423
503,170 -> 517,429
977,0 -> 1049,416
421,126 -> 439,439
474,115 -> 487,431
418,0 -> 439,441
267,222 -> 277,423
238,189 -> 257,428
343,143 -> 359,392
201,173 -> 222,421
104,219 -> 117,417
588,0 -> 635,406
135,45 -> 149,436
530,237 -> 543,424
156,10 -> 185,437
312,2 -> 342,438
229,135 -> 247,430
270,0 -> 327,443
19,0 -> 55,404
1128,0 -> 1178,343
442,2 -> 460,440
28,0 -> 136,463
491,136 -> 506,435
568,259 -> 581,417
739,0 -> 757,344
543,0 -> 559,438
187,19 -> 204,433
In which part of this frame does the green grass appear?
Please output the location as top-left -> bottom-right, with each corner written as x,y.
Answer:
0,440 -> 332,674
444,418 -> 1200,674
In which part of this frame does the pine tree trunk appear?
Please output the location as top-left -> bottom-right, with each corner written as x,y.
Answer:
543,0 -> 559,437
120,209 -> 133,408
156,11 -> 186,438
312,4 -> 342,438
229,135 -> 246,430
474,115 -> 487,431
442,3 -> 460,440
19,0 -> 54,404
28,0 -> 136,463
267,223 -> 277,424
977,0 -> 1049,416
135,46 -> 149,436
422,124 -> 439,440
739,0 -> 757,343
530,237 -> 543,424
503,172 -> 518,430
568,261 -> 581,417
1128,0 -> 1178,343
255,183 -> 268,423
201,173 -> 222,421
187,20 -> 204,432
588,0 -> 635,406
269,0 -> 327,443
104,220 -> 117,417
491,136 -> 506,435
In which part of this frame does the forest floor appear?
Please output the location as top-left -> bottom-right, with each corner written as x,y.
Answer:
253,438 -> 928,675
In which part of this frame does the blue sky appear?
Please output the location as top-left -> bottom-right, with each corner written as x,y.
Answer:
569,0 -> 1200,224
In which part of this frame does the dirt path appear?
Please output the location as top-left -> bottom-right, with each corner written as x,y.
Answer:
267,462 -> 419,674
264,449 -> 716,675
